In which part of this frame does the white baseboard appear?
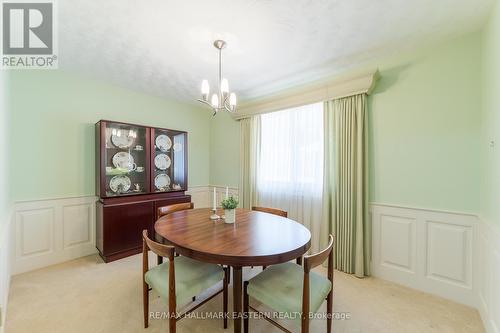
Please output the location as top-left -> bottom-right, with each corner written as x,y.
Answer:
477,218 -> 500,333
12,196 -> 97,275
371,203 -> 478,307
0,209 -> 13,333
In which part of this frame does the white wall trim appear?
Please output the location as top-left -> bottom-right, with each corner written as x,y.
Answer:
477,217 -> 500,333
190,185 -> 240,209
371,203 -> 478,307
12,196 -> 97,275
0,209 -> 13,333
233,70 -> 379,120
10,187 -> 240,275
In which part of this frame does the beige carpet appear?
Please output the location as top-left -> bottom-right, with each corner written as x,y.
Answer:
6,254 -> 484,333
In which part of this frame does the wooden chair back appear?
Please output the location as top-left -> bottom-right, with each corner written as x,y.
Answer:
157,202 -> 194,219
301,234 -> 334,333
303,234 -> 334,272
142,230 -> 175,259
251,206 -> 288,218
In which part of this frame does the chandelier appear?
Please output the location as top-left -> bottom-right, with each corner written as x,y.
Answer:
198,40 -> 237,116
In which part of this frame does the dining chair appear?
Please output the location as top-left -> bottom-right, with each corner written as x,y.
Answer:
251,206 -> 288,217
157,202 -> 194,219
142,230 -> 229,332
243,234 -> 334,333
251,206 -> 302,267
156,202 -> 194,265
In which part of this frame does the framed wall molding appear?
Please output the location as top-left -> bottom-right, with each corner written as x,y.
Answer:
371,203 -> 477,307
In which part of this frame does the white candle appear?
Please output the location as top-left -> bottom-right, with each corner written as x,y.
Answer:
213,187 -> 217,210
225,187 -> 229,199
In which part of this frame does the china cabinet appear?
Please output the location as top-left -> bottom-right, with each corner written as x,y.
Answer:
95,120 -> 191,262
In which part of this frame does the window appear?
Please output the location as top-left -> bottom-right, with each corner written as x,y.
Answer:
257,102 -> 324,198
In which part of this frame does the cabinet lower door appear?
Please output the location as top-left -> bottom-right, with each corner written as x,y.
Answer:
99,201 -> 153,262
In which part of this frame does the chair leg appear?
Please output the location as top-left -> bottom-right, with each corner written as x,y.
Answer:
192,296 -> 196,302
243,281 -> 249,333
301,313 -> 309,333
157,255 -> 163,265
262,266 -> 267,270
143,281 -> 149,328
223,267 -> 229,329
326,290 -> 333,333
169,316 -> 176,333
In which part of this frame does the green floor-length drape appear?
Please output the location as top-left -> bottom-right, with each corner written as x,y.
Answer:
321,94 -> 370,277
239,116 -> 261,209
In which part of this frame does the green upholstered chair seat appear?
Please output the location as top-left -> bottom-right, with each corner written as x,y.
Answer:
247,262 -> 331,316
145,256 -> 224,306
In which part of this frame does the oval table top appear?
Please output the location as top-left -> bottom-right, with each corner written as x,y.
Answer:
154,208 -> 311,267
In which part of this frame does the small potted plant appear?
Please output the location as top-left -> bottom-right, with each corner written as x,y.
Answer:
221,196 -> 239,224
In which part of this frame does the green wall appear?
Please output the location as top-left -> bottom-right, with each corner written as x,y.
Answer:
209,33 -> 483,214
481,2 -> 500,225
7,71 -> 210,201
4,31 -> 488,218
209,111 -> 240,187
0,72 -> 10,229
369,33 -> 482,213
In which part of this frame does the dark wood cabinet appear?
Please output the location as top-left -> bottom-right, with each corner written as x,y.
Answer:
95,120 -> 191,262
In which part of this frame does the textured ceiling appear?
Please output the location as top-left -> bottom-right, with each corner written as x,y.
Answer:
59,0 -> 493,104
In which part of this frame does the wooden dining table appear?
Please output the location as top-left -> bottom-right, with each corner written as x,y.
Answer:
154,207 -> 311,333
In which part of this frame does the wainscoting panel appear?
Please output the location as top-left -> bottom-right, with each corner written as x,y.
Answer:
12,188 -> 240,274
478,219 -> 500,333
186,186 -> 210,208
188,185 -> 239,209
379,214 -> 416,274
371,203 -> 477,307
13,197 -> 97,275
0,210 -> 13,333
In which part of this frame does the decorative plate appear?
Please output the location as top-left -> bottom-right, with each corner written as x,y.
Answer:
173,142 -> 183,152
154,173 -> 171,190
154,154 -> 171,170
111,131 -> 135,149
109,175 -> 131,193
155,134 -> 172,152
112,152 -> 135,171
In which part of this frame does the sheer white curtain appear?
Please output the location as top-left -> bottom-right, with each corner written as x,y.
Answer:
256,103 -> 324,253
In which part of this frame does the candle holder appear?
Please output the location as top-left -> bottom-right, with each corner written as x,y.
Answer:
210,209 -> 220,220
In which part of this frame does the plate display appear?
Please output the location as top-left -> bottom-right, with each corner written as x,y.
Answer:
111,131 -> 135,149
109,175 -> 131,193
112,152 -> 136,171
154,154 -> 171,170
154,173 -> 171,190
155,134 -> 172,152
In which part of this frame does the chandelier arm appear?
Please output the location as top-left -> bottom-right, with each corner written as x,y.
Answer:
197,99 -> 212,107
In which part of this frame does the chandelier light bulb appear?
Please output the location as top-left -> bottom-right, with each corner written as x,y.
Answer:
201,79 -> 210,97
211,94 -> 219,108
220,78 -> 229,95
229,92 -> 237,107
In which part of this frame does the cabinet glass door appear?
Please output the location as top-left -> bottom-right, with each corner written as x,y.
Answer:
152,129 -> 187,192
104,122 -> 149,197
